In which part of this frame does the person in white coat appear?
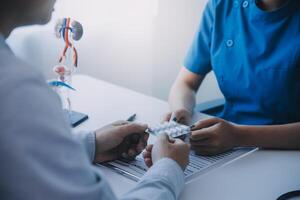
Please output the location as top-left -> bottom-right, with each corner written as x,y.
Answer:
0,0 -> 190,199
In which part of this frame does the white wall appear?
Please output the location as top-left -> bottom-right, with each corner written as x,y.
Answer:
7,0 -> 223,104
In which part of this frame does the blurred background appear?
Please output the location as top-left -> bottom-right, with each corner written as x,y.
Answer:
7,0 -> 222,103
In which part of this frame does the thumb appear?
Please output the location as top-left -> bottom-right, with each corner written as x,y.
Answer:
120,123 -> 148,137
191,118 -> 221,130
174,138 -> 186,145
158,133 -> 176,144
157,133 -> 169,144
173,139 -> 190,151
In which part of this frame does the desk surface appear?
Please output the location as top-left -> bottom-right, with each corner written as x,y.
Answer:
72,75 -> 300,200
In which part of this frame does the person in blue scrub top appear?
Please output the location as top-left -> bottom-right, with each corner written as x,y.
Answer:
164,0 -> 300,155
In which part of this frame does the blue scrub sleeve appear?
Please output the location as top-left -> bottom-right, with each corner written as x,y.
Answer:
183,0 -> 215,76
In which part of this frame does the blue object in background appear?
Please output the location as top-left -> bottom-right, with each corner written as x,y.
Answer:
48,81 -> 76,91
48,81 -> 88,127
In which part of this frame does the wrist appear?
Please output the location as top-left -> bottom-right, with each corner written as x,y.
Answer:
182,107 -> 193,115
170,107 -> 193,114
233,124 -> 245,147
234,124 -> 258,147
94,130 -> 106,155
155,157 -> 185,171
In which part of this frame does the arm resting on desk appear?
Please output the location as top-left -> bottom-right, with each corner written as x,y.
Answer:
190,118 -> 300,156
236,122 -> 300,149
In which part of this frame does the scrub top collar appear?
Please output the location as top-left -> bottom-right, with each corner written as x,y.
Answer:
250,0 -> 296,22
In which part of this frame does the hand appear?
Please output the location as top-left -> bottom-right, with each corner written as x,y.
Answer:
94,121 -> 149,163
163,108 -> 192,125
189,118 -> 240,156
143,134 -> 190,170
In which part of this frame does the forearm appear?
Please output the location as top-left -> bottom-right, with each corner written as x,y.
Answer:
169,82 -> 196,113
236,123 -> 300,149
168,67 -> 204,114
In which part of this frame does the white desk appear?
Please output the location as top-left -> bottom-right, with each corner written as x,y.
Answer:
72,75 -> 300,200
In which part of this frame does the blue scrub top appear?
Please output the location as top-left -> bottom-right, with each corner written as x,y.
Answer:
184,0 -> 300,125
